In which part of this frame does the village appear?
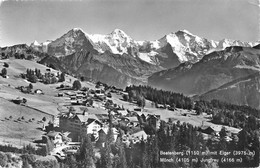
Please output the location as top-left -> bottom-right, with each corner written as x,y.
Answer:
40,81 -> 162,160
36,76 -> 240,161
0,59 -> 250,167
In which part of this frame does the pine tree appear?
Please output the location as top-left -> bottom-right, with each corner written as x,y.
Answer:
73,80 -> 81,90
117,138 -> 127,168
141,140 -> 151,168
100,141 -> 113,168
60,72 -> 66,82
237,129 -> 249,150
29,83 -> 33,90
22,158 -> 30,168
1,68 -> 7,77
46,136 -> 54,155
78,135 -> 96,168
151,135 -> 159,167
107,125 -> 114,145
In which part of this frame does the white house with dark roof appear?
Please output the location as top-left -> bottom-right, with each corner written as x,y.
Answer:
117,110 -> 128,116
59,111 -> 102,141
121,116 -> 140,128
122,130 -> 148,145
46,131 -> 63,147
81,118 -> 102,138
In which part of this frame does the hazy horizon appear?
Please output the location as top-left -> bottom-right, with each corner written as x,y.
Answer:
0,0 -> 259,47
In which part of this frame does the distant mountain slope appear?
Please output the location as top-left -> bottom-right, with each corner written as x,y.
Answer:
40,50 -> 161,88
148,46 -> 260,95
199,72 -> 260,109
0,44 -> 49,60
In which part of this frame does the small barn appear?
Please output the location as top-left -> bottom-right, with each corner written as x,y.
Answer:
58,93 -> 63,97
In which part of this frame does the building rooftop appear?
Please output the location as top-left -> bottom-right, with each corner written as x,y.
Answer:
46,131 -> 62,138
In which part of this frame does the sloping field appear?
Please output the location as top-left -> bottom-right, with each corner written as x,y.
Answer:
0,59 -> 98,147
0,98 -> 51,147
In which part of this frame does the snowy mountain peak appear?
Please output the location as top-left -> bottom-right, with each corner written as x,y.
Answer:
30,40 -> 42,51
72,27 -> 84,33
177,29 -> 195,36
109,29 -> 132,42
31,40 -> 40,46
157,30 -> 220,63
111,28 -> 127,35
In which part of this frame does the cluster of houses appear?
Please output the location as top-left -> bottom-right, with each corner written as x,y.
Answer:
58,87 -> 108,106
57,107 -> 161,145
43,83 -> 238,160
41,109 -> 161,159
40,86 -> 163,158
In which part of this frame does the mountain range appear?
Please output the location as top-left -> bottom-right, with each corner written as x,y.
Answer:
31,28 -> 258,68
1,28 -> 260,108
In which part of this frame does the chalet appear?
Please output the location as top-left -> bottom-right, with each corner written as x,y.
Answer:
70,96 -> 76,100
121,117 -> 139,127
71,99 -> 86,105
80,87 -> 89,92
198,126 -> 215,135
58,93 -> 64,97
129,130 -> 148,144
96,114 -> 109,123
95,89 -> 105,97
46,131 -> 63,147
122,117 -> 139,123
66,92 -> 76,96
20,86 -> 31,94
224,136 -> 232,142
134,108 -> 142,112
81,118 -> 102,138
89,89 -> 95,94
76,94 -> 84,99
117,110 -> 128,116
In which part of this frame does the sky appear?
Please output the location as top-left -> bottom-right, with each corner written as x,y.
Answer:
0,0 -> 259,47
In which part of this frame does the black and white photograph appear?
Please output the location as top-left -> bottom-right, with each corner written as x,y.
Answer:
0,0 -> 259,167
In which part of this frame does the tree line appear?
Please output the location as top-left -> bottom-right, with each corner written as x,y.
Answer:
125,85 -> 193,109
195,99 -> 260,130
